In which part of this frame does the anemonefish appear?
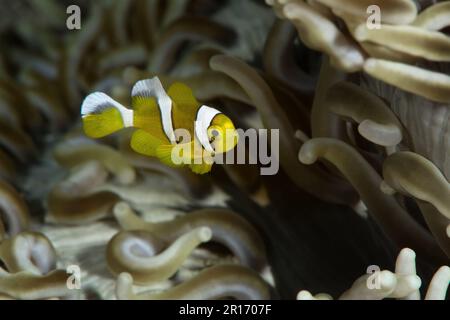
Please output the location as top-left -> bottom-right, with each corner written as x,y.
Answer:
81,77 -> 238,174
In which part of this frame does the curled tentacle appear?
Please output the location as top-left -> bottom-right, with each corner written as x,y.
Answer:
113,202 -> 267,270
382,152 -> 450,220
53,140 -> 136,185
116,264 -> 271,300
47,161 -> 120,224
382,152 -> 450,257
0,181 -> 30,236
106,227 -> 212,284
0,232 -> 57,275
298,138 -> 445,262
326,81 -> 403,147
0,269 -> 71,300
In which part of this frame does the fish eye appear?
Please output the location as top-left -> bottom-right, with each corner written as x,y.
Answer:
211,129 -> 219,137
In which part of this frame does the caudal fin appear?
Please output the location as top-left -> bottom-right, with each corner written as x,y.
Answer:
81,92 -> 133,138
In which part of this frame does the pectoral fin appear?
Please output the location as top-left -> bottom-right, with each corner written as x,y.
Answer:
167,82 -> 199,114
155,144 -> 175,167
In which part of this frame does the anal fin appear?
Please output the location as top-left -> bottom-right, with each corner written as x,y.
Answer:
156,144 -> 183,167
189,162 -> 213,174
130,129 -> 163,157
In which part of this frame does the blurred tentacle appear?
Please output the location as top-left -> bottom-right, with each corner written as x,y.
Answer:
0,269 -> 71,300
382,152 -> 450,220
113,202 -> 267,270
263,20 -> 317,95
149,16 -> 236,73
0,181 -> 29,236
210,54 -> 359,206
116,264 -> 271,300
0,232 -> 57,275
53,140 -> 136,185
298,138 -> 446,263
326,81 -> 403,147
106,227 -> 212,284
47,161 -> 120,224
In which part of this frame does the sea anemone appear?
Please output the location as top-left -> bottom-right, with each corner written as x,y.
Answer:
0,0 -> 448,300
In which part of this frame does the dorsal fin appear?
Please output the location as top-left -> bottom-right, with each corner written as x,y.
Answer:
167,82 -> 199,114
131,77 -> 176,144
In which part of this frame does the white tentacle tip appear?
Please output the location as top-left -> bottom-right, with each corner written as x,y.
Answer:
199,227 -> 212,242
398,248 -> 416,260
297,290 -> 314,300
425,266 -> 450,300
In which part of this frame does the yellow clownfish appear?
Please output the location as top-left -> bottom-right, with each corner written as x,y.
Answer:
81,77 -> 238,174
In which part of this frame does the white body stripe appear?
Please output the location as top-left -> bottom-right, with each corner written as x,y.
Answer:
131,77 -> 176,144
81,92 -> 134,127
195,105 -> 221,153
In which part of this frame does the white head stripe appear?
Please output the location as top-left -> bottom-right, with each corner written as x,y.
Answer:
131,77 -> 176,144
195,105 -> 221,153
81,92 -> 133,127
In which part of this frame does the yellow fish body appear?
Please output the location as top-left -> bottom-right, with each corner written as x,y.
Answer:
81,77 -> 238,174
